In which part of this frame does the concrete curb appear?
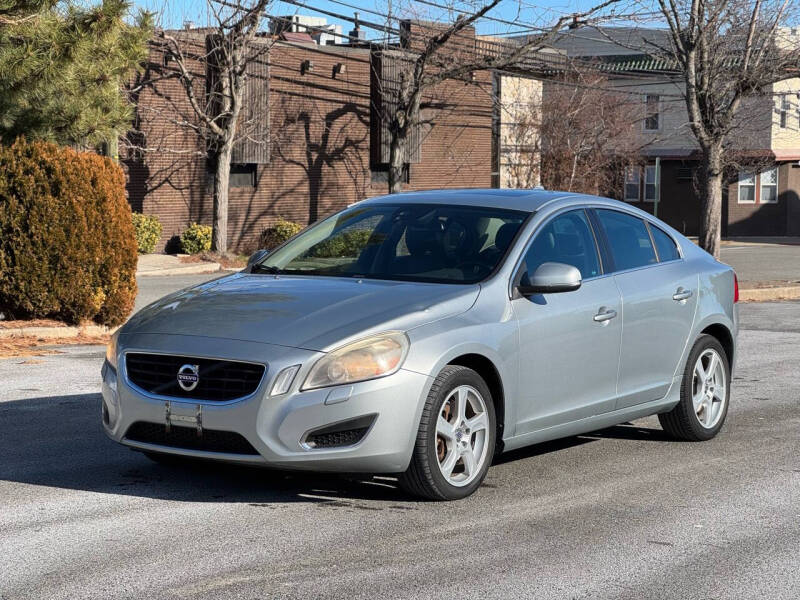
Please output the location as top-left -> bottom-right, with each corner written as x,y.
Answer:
137,262 -> 222,277
739,286 -> 800,302
0,323 -> 117,340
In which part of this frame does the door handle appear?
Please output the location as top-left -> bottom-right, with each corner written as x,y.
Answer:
593,307 -> 617,322
673,288 -> 693,301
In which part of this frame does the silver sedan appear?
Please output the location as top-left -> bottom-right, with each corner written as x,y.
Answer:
102,189 -> 738,500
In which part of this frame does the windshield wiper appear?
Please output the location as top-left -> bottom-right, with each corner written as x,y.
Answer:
250,264 -> 283,274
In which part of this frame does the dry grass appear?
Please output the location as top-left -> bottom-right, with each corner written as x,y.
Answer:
0,333 -> 109,359
0,318 -> 68,329
180,251 -> 247,269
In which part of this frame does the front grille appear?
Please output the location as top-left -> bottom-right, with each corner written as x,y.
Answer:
125,421 -> 260,455
125,353 -> 265,402
304,414 -> 376,449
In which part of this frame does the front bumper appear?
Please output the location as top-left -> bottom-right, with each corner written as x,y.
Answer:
101,333 -> 430,473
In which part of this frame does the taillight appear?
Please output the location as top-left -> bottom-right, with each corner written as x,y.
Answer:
733,272 -> 739,303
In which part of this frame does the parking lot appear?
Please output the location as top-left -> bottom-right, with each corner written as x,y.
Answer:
1,301 -> 798,600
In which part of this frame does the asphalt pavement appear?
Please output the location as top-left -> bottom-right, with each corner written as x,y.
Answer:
719,242 -> 800,284
134,273 -> 223,313
0,302 -> 798,599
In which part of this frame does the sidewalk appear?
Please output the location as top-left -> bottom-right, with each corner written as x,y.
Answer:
136,254 -> 223,277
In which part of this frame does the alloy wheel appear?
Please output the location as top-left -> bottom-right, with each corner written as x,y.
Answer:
692,348 -> 727,429
435,385 -> 490,487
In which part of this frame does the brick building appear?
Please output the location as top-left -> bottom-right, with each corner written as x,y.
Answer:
123,23 -> 499,252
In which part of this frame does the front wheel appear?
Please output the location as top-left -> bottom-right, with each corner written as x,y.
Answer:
399,365 -> 496,500
659,334 -> 730,441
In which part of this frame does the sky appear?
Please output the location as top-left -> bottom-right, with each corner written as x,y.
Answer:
138,0 -> 648,37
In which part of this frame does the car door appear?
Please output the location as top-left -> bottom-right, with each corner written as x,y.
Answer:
592,209 -> 698,410
511,208 -> 622,435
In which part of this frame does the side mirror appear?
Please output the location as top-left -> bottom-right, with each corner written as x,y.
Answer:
247,249 -> 269,267
517,262 -> 582,295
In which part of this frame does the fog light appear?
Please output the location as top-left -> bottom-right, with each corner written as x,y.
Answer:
270,365 -> 300,396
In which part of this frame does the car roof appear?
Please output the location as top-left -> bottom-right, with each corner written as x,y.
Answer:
359,188 -> 605,213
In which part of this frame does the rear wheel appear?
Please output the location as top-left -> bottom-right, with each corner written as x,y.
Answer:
659,334 -> 730,441
399,365 -> 496,500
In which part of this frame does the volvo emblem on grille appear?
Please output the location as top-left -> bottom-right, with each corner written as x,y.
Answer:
177,364 -> 200,391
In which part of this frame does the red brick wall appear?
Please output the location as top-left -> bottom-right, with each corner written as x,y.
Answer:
123,37 -> 494,252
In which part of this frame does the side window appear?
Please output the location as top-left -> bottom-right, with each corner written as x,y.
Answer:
595,209 -> 657,272
524,210 -> 600,280
649,224 -> 681,262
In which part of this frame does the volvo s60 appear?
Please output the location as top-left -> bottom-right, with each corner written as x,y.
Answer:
102,189 -> 737,500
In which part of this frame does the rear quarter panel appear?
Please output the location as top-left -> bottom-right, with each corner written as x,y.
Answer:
674,239 -> 738,378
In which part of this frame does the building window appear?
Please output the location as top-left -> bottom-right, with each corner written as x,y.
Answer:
624,166 -> 641,202
760,167 -> 778,203
644,165 -> 657,202
738,171 -> 756,203
644,95 -> 660,131
229,163 -> 257,188
370,163 -> 410,184
779,97 -> 790,129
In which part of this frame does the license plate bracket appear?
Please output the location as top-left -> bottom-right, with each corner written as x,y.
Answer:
164,401 -> 203,437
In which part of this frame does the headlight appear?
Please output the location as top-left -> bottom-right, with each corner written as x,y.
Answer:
105,330 -> 119,369
302,332 -> 409,390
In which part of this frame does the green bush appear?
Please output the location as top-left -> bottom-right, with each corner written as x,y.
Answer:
310,230 -> 372,258
131,212 -> 162,254
259,218 -> 304,250
0,138 -> 138,326
180,222 -> 212,254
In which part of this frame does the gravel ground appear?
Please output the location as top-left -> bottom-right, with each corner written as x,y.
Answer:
0,302 -> 798,600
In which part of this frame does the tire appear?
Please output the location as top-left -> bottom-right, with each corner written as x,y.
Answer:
399,365 -> 496,500
658,334 -> 730,441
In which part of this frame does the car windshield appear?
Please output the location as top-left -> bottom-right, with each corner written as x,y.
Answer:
253,203 -> 528,284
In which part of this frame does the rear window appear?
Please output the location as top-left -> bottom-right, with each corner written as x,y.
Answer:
595,209 -> 657,272
649,224 -> 681,262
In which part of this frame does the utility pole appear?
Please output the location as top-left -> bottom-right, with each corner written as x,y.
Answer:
654,156 -> 660,218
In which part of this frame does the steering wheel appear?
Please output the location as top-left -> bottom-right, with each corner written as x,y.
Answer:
455,260 -> 490,278
442,221 -> 471,263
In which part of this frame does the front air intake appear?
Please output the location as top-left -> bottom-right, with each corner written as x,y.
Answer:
125,422 -> 260,455
303,415 -> 376,449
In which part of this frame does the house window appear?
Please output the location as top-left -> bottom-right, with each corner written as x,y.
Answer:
229,163 -> 257,188
624,166 -> 641,202
738,171 -> 756,203
760,167 -> 778,203
779,97 -> 790,129
644,95 -> 660,131
644,165 -> 658,202
370,163 -> 410,184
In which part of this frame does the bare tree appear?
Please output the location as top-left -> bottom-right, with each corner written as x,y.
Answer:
374,0 -> 620,193
156,0 -> 274,253
650,0 -> 800,257
499,70 -> 642,193
540,72 -> 643,194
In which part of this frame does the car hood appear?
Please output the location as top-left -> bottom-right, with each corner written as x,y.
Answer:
122,273 -> 480,351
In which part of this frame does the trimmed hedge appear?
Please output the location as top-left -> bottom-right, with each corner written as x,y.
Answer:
180,222 -> 212,254
0,139 -> 138,326
259,218 -> 304,250
131,212 -> 162,254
